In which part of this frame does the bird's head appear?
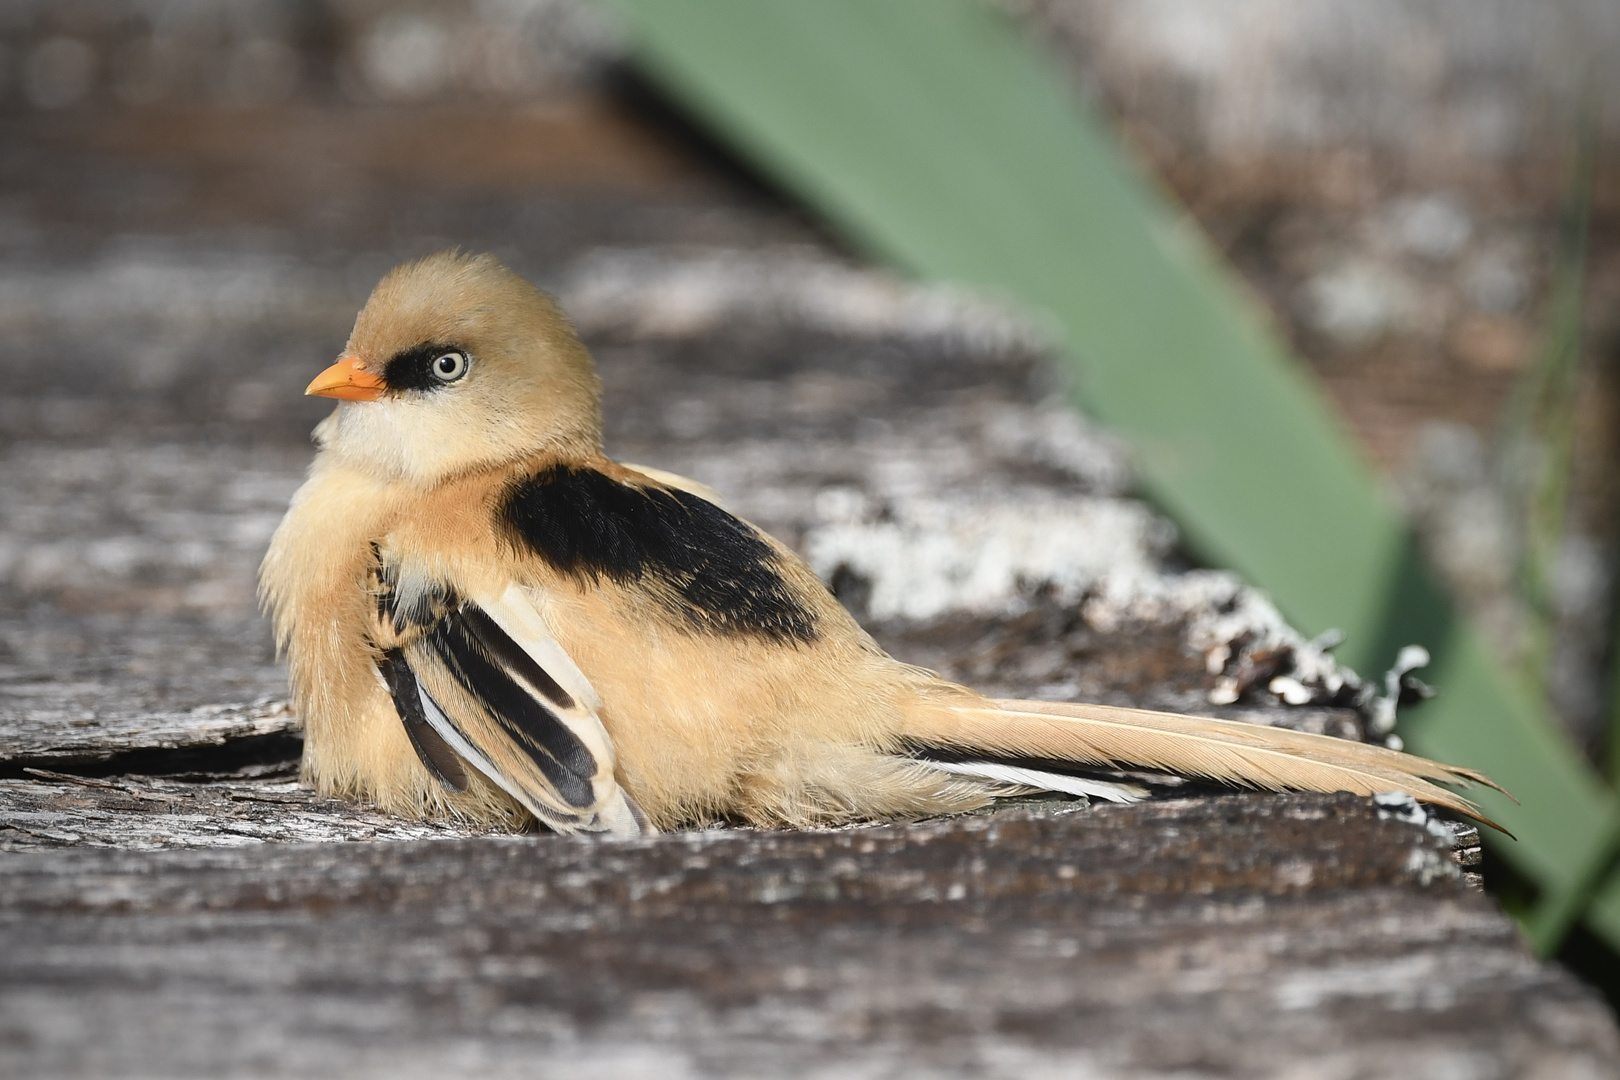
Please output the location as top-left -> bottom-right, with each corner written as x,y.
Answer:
306,251 -> 603,486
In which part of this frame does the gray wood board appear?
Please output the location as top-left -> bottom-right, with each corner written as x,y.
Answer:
2,794 -> 1613,1079
0,698 -> 297,772
0,437 -> 301,770
0,773 -> 492,850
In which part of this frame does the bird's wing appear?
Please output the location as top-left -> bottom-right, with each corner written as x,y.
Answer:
376,576 -> 646,836
616,463 -> 727,508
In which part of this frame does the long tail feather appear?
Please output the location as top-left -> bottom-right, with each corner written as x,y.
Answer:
900,696 -> 1504,829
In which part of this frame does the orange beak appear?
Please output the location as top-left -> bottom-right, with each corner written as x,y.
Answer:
305,356 -> 387,401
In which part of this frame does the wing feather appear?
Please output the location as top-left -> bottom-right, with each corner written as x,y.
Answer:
421,613 -> 597,806
378,649 -> 469,793
379,578 -> 646,835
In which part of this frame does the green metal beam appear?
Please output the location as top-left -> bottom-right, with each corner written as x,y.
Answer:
601,0 -> 1618,944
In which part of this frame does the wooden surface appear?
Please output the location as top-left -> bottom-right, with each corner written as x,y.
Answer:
0,771 -> 492,850
10,794 -> 1613,1080
0,10 -> 1615,1073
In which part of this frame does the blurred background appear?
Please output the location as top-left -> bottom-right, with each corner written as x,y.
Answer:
0,0 -> 1617,998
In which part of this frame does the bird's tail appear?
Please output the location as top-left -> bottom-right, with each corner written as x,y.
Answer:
898,694 -> 1506,828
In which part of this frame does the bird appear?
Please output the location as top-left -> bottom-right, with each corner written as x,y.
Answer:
260,250 -> 1501,837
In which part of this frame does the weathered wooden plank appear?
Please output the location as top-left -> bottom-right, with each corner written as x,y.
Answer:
1,794 -> 1611,1078
0,701 -> 298,774
0,54 -> 1608,1078
0,772 -> 492,851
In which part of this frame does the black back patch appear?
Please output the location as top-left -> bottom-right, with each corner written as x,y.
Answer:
501,465 -> 819,643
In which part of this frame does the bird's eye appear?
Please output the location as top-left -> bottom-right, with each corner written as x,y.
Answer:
430,351 -> 469,383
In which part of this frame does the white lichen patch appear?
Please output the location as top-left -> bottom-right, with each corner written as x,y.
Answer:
804,489 -> 1173,622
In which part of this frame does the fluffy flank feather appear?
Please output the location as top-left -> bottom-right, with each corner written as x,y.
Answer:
901,697 -> 1499,828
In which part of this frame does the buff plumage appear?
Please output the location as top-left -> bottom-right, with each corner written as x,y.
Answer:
260,251 -> 1499,836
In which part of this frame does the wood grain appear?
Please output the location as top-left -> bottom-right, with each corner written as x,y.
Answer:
2,794 -> 1612,1078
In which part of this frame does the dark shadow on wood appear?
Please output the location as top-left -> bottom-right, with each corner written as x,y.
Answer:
0,732 -> 303,781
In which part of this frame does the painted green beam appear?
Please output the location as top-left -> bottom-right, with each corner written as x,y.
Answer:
601,0 -> 1618,944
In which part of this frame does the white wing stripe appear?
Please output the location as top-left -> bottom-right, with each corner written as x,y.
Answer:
416,653 -> 647,836
921,759 -> 1149,804
414,682 -> 575,825
483,585 -> 606,713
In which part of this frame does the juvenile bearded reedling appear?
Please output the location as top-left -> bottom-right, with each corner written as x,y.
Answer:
260,251 -> 1503,836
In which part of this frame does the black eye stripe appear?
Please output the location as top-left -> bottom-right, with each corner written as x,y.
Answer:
381,343 -> 470,393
